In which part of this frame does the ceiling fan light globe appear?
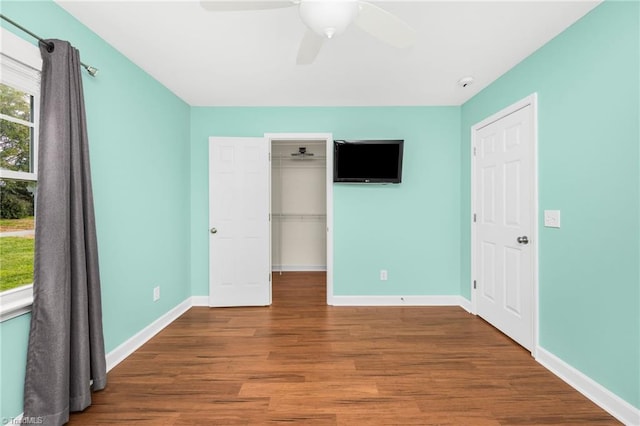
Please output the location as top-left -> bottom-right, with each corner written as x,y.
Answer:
299,0 -> 359,39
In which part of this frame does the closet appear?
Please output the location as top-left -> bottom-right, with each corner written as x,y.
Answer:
271,140 -> 327,272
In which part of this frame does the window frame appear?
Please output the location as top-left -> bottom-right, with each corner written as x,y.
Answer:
0,27 -> 42,322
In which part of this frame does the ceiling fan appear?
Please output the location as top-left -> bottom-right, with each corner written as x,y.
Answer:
200,0 -> 416,64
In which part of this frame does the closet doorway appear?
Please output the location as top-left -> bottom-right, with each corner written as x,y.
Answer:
267,133 -> 334,304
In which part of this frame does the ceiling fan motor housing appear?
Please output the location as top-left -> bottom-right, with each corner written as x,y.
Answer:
299,0 -> 360,39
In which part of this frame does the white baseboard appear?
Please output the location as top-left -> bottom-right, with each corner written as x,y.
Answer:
105,299 -> 191,372
536,347 -> 640,426
330,294 -> 468,307
458,296 -> 472,313
190,296 -> 209,307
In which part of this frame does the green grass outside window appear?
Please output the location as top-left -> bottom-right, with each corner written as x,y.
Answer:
0,216 -> 35,292
0,237 -> 34,291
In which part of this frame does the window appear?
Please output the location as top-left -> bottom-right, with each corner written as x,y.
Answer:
0,28 -> 42,321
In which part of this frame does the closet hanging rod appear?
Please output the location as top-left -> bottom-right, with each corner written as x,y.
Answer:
0,14 -> 99,77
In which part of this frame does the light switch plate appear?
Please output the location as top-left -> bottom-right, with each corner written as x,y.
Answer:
544,210 -> 561,228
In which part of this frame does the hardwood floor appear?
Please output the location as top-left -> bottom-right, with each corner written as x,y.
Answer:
69,272 -> 619,425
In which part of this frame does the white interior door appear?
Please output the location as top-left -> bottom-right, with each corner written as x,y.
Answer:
473,101 -> 536,351
209,137 -> 271,307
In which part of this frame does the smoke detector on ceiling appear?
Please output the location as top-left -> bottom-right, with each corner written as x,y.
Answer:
457,76 -> 474,88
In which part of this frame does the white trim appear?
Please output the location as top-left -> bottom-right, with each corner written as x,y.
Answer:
0,28 -> 42,71
0,28 -> 41,180
536,347 -> 640,426
531,94 -> 540,357
470,93 -> 539,356
325,134 -> 334,306
0,169 -> 37,181
458,297 -> 472,313
264,133 -> 334,306
190,295 -> 209,307
330,295 -> 468,307
105,299 -> 191,371
0,53 -> 41,96
272,265 -> 327,272
0,113 -> 34,128
0,27 -> 41,322
0,284 -> 33,322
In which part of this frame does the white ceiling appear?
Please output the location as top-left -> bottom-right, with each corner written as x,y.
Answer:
55,0 -> 601,106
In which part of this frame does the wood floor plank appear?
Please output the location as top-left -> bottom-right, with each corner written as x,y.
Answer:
68,272 -> 620,425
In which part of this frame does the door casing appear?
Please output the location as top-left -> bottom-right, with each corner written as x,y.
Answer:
266,133 -> 334,305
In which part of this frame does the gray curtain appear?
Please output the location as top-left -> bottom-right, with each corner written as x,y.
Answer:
23,40 -> 106,426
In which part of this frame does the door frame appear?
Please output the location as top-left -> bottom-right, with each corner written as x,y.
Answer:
265,133 -> 334,305
470,93 -> 539,356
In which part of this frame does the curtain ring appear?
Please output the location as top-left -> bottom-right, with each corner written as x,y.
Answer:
40,40 -> 54,53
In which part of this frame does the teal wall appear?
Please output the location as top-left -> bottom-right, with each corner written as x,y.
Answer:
1,1 -> 191,420
461,1 -> 639,408
0,314 -> 30,422
189,107 -> 461,297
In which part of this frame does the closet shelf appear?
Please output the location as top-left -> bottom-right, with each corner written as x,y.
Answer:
272,213 -> 326,221
272,155 -> 327,161
271,154 -> 327,163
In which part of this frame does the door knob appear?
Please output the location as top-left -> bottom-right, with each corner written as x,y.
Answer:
517,236 -> 529,244
210,227 -> 217,234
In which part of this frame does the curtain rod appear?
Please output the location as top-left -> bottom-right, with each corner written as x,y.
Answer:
0,14 -> 99,77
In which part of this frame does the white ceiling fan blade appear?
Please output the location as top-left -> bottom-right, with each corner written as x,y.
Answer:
200,1 -> 295,12
296,29 -> 325,65
354,1 -> 416,49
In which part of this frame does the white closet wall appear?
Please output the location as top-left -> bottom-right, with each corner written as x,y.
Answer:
272,141 -> 326,271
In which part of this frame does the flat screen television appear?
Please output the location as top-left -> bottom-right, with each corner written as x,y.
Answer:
333,139 -> 404,183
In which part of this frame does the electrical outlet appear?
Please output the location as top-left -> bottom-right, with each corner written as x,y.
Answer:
380,270 -> 388,281
153,286 -> 160,302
